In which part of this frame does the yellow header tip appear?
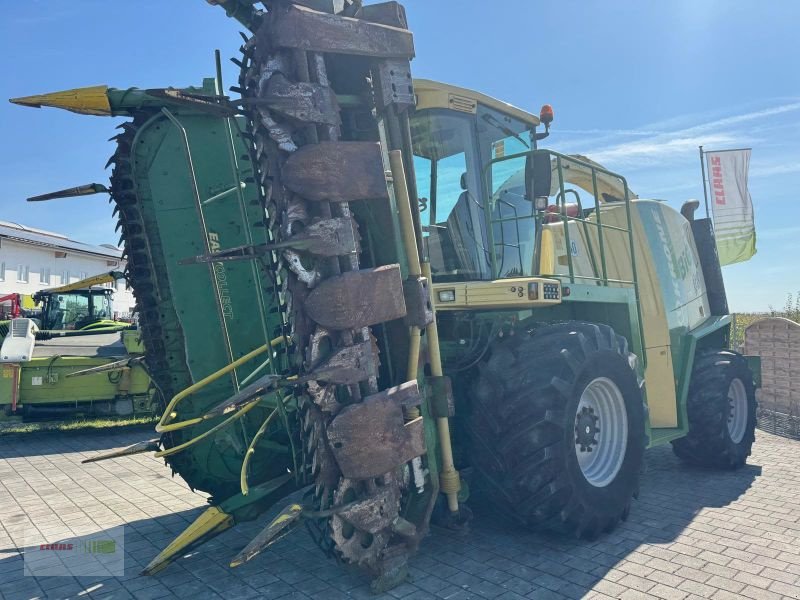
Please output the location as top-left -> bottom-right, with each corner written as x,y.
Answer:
9,85 -> 111,116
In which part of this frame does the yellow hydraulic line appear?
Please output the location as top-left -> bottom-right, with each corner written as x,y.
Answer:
240,403 -> 281,496
423,261 -> 461,513
389,151 -> 423,277
389,150 -> 460,513
405,330 -> 422,410
157,335 -> 288,433
390,150 -> 424,420
155,399 -> 261,458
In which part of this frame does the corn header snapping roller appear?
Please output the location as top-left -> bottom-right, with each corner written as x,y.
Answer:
11,0 -> 758,590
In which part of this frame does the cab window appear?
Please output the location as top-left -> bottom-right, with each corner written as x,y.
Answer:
411,109 -> 490,281
476,104 -> 536,278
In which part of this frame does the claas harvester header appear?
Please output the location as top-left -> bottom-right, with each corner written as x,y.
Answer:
11,0 -> 758,591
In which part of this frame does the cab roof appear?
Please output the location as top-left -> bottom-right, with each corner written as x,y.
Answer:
414,79 -> 540,128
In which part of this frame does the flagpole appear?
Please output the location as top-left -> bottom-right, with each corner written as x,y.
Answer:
699,145 -> 711,220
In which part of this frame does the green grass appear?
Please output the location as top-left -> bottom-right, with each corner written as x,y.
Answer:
730,312 -> 767,351
0,415 -> 157,435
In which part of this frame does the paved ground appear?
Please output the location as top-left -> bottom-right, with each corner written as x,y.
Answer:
1,429 -> 799,600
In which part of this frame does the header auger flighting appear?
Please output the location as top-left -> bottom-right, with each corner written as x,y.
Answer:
11,0 -> 759,591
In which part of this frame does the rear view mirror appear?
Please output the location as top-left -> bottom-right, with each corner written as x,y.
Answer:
525,150 -> 552,205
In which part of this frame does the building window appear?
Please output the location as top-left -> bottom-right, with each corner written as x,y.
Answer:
62,270 -> 70,285
0,262 -> 5,282
79,271 -> 88,280
40,268 -> 51,285
17,265 -> 30,283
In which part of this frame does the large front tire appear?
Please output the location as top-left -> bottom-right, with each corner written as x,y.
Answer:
468,322 -> 646,538
671,350 -> 756,469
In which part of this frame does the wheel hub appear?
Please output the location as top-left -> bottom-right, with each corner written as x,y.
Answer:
727,378 -> 748,444
574,377 -> 629,488
575,406 -> 600,452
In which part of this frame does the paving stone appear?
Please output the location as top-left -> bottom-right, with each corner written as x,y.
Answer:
768,579 -> 800,598
617,573 -> 656,592
760,565 -> 800,585
705,575 -> 745,594
2,427 -> 800,600
648,583 -> 689,600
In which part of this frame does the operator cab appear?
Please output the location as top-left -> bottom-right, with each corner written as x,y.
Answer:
411,79 -> 541,282
411,80 -> 638,290
34,288 -> 114,331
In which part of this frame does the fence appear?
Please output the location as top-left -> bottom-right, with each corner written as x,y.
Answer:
744,317 -> 800,440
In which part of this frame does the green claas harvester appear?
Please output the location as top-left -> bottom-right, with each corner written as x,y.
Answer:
11,0 -> 758,590
29,272 -> 130,332
0,272 -> 153,419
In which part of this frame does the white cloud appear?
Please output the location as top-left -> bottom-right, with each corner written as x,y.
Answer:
591,133 -> 737,165
674,101 -> 800,137
645,181 -> 697,195
575,101 -> 800,170
556,128 -> 665,137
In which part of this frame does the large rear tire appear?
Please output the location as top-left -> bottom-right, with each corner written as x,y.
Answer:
671,350 -> 756,469
468,322 -> 646,538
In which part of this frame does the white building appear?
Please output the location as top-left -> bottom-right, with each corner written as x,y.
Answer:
0,220 -> 135,318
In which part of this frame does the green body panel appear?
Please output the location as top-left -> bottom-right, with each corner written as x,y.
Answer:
131,110 -> 275,387
1,326 -> 152,417
745,355 -> 762,388
121,329 -> 145,355
3,357 -> 151,408
19,357 -> 151,403
647,315 -> 732,446
79,319 -> 129,332
0,364 -> 16,408
635,201 -> 713,381
120,80 -> 293,504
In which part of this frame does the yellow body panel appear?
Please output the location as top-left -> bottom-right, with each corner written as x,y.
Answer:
645,346 -> 677,426
20,295 -> 35,310
39,270 -> 123,295
541,200 -> 710,427
414,79 -> 540,127
121,329 -> 146,355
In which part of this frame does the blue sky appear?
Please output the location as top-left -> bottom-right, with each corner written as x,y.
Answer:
1,0 -> 798,312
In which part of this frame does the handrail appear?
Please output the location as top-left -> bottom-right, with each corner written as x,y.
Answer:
553,156 -> 575,282
155,400 -> 261,458
557,188 -> 600,281
160,106 -> 238,387
591,169 -> 609,284
483,148 -> 646,362
214,60 -> 276,357
156,335 -> 288,434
